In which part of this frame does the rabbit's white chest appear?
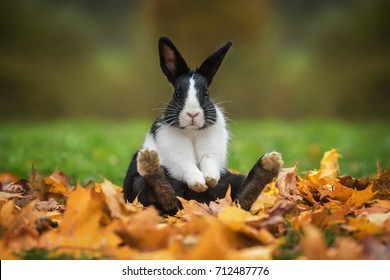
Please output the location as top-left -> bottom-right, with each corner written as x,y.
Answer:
142,109 -> 228,183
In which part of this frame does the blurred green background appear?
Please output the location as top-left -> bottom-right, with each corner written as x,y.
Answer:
0,0 -> 389,184
1,0 -> 389,119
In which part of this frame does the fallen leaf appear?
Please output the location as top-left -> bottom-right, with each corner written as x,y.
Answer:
327,237 -> 363,260
320,148 -> 341,176
100,179 -> 140,220
363,236 -> 390,260
300,224 -> 328,260
115,207 -> 173,251
39,185 -> 121,258
0,150 -> 388,260
0,172 -> 19,187
276,164 -> 300,200
43,168 -> 73,195
374,165 -> 390,199
35,198 -> 65,212
346,184 -> 376,208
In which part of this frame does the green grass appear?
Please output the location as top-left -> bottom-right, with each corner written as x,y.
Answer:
0,119 -> 389,186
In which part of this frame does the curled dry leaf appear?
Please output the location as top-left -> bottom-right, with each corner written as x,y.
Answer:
100,179 -> 142,220
320,148 -> 341,176
43,168 -> 73,195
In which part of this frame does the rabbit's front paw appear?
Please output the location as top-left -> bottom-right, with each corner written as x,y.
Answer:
200,160 -> 220,188
137,149 -> 161,176
185,172 -> 208,193
205,177 -> 218,188
189,182 -> 208,193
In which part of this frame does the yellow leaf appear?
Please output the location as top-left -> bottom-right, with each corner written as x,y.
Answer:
228,245 -> 274,260
320,148 -> 341,175
346,184 -> 376,208
186,218 -> 236,260
0,239 -> 18,259
43,168 -> 73,195
115,207 -> 174,251
342,217 -> 383,238
218,205 -> 253,224
100,179 -> 140,220
39,186 -> 121,257
176,197 -> 212,219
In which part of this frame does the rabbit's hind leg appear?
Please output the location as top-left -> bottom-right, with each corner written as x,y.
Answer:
137,149 -> 178,214
236,152 -> 283,211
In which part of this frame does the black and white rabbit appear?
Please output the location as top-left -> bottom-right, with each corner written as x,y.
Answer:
123,37 -> 283,214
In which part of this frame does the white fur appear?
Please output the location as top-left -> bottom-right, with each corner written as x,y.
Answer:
178,77 -> 205,128
142,106 -> 228,187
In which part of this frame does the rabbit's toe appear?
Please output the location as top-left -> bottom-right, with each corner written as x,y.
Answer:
260,152 -> 283,171
205,177 -> 218,188
137,149 -> 161,176
189,182 -> 208,193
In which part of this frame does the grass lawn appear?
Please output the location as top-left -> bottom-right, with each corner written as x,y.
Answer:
0,119 -> 389,185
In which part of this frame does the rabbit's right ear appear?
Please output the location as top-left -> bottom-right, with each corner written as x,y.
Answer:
159,37 -> 190,85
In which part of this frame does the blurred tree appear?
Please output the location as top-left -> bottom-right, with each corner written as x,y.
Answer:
0,0 -> 388,120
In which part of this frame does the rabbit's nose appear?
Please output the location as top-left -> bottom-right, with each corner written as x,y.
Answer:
187,112 -> 200,119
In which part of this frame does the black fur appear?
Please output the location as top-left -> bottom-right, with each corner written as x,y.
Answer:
123,151 -> 279,214
152,72 -> 217,133
123,37 -> 280,214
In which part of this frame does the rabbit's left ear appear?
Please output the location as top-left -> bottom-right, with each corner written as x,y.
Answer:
197,41 -> 233,86
159,37 -> 190,85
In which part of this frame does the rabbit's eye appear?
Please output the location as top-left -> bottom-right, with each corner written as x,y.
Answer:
174,90 -> 180,99
203,91 -> 209,99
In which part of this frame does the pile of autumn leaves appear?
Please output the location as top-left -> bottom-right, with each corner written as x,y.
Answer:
0,149 -> 389,260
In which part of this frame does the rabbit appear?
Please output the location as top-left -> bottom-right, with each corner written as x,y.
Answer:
123,37 -> 283,215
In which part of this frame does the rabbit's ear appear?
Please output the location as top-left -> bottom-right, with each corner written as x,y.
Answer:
159,37 -> 190,84
197,41 -> 233,86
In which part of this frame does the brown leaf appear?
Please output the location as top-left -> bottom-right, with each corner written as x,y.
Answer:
0,191 -> 24,201
300,224 -> 328,260
0,173 -> 19,187
327,237 -> 363,260
115,207 -> 173,251
44,168 -> 73,195
269,164 -> 301,214
276,164 -> 300,200
0,201 -> 46,254
209,186 -> 233,214
363,236 -> 390,260
186,218 -> 237,260
176,197 -> 212,219
339,176 -> 372,191
373,165 -> 390,199
0,179 -> 37,207
35,197 -> 65,212
100,179 -> 141,220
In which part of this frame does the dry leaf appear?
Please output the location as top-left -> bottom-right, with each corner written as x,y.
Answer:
320,148 -> 341,176
373,165 -> 390,199
39,185 -> 121,258
300,224 -> 328,260
0,149 -> 389,260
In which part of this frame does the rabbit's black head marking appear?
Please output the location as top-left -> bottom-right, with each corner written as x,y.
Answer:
157,37 -> 232,131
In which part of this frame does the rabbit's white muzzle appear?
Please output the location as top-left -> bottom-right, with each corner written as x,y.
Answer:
179,77 -> 205,129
